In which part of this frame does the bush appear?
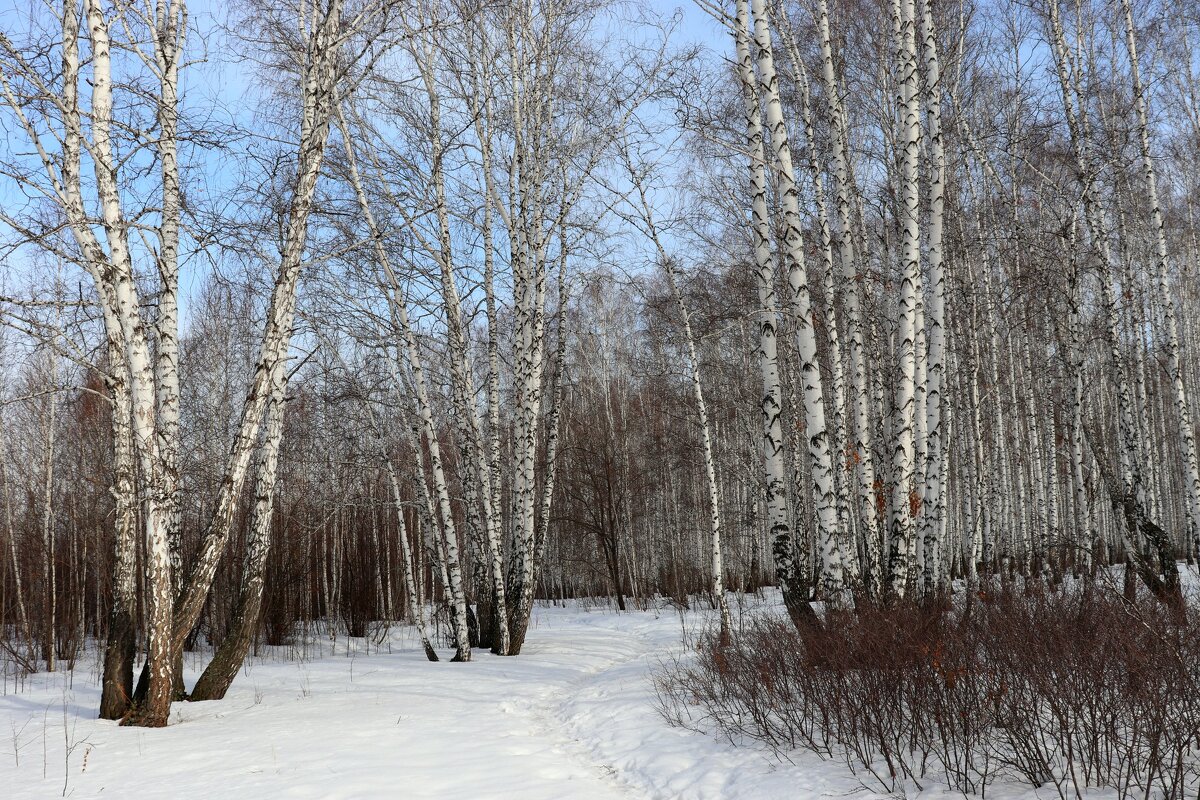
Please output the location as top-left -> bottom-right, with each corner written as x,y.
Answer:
655,585 -> 1200,797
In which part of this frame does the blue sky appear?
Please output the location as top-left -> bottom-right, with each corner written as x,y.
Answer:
0,0 -> 732,331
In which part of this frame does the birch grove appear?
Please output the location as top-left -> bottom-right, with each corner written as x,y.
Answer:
0,0 -> 1197,737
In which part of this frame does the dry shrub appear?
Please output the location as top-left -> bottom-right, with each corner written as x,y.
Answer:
655,585 -> 1200,797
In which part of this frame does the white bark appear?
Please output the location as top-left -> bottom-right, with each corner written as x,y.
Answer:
813,0 -> 884,596
917,0 -> 947,593
85,0 -> 175,722
888,0 -> 922,598
1120,0 -> 1200,553
631,171 -> 732,636
533,250 -> 570,580
749,0 -> 844,597
38,351 -> 57,672
463,29 -> 510,653
383,457 -> 439,661
1047,0 -> 1175,594
335,104 -> 472,661
0,411 -> 33,664
731,0 -> 798,619
147,0 -> 186,597
172,0 -> 350,659
775,24 -> 858,585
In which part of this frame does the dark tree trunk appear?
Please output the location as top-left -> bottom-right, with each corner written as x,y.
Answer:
98,603 -> 135,719
189,584 -> 266,701
603,534 -> 625,611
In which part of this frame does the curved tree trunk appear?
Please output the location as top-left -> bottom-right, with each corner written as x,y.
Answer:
189,362 -> 287,701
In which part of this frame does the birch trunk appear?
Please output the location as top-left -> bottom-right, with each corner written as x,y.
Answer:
419,51 -> 507,654
814,0 -> 884,596
673,266 -> 733,636
1069,260 -> 1093,570
1047,0 -> 1177,599
917,0 -> 947,594
731,0 -> 800,622
0,413 -> 33,668
99,336 -> 138,718
39,356 -> 57,673
84,0 -> 175,724
633,173 -> 733,637
505,58 -> 563,657
749,0 -> 844,597
334,103 -> 472,661
888,0 -> 922,599
189,361 -> 287,701
463,36 -> 510,653
382,457 -> 439,661
148,0 -> 186,602
170,0 -> 350,663
1120,0 -> 1200,553
533,257 -> 570,581
777,29 -> 858,585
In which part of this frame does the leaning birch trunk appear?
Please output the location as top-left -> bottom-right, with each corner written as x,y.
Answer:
749,0 -> 844,598
416,50 -> 508,654
170,0 -> 351,666
378,345 -> 456,620
189,362 -> 287,702
1047,0 -> 1176,599
632,170 -> 733,637
670,262 -> 732,637
1120,0 -> 1200,554
403,402 -> 455,625
334,104 -> 472,661
381,456 -> 439,661
731,0 -> 802,623
917,0 -> 947,594
887,0 -> 922,599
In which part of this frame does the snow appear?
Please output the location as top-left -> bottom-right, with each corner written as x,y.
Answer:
0,596 -> 1092,798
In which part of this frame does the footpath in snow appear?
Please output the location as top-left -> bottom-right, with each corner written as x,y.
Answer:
1,598 -> 1031,799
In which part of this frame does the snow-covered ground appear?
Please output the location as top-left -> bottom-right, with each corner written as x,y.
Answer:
0,596 -> 1068,799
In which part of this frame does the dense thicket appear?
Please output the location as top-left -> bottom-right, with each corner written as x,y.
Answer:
658,584 -> 1200,796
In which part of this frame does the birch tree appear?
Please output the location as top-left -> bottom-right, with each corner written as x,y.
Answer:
886,0 -> 923,598
748,0 -> 844,598
0,0 -> 391,723
1118,0 -> 1200,555
729,0 -> 802,621
916,0 -> 947,593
